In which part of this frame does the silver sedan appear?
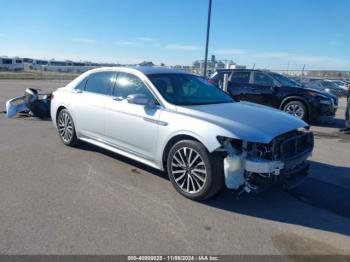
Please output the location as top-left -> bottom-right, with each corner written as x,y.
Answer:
51,67 -> 313,200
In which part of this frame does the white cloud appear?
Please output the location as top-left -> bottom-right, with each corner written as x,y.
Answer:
214,48 -> 246,55
165,44 -> 201,50
72,38 -> 96,43
211,48 -> 349,69
254,51 -> 350,68
255,52 -> 290,59
137,37 -> 153,42
118,41 -> 141,46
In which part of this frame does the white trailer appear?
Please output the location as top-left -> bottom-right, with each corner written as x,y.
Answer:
66,61 -> 97,73
44,60 -> 70,72
44,60 -> 93,73
72,62 -> 97,73
30,59 -> 49,70
0,57 -> 24,71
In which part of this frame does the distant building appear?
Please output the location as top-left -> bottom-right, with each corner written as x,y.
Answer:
192,56 -> 246,76
211,55 -> 216,64
306,70 -> 350,78
172,65 -> 192,72
228,64 -> 246,70
139,61 -> 154,66
216,61 -> 225,69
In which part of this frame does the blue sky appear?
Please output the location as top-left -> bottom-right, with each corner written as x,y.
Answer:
1,0 -> 349,69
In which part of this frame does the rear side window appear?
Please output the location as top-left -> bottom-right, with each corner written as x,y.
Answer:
230,72 -> 250,84
253,72 -> 274,86
85,72 -> 115,95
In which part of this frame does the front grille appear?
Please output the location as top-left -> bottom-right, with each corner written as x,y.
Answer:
247,131 -> 314,163
279,132 -> 314,161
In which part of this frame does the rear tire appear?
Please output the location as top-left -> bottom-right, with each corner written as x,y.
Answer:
166,140 -> 224,201
57,109 -> 80,147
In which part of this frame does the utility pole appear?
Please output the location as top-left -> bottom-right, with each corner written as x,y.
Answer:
301,64 -> 306,80
203,0 -> 212,79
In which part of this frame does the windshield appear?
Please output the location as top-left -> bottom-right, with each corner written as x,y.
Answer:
271,73 -> 300,87
333,81 -> 344,86
148,73 -> 234,106
323,81 -> 339,88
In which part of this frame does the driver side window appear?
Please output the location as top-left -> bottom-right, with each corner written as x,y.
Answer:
254,72 -> 274,86
113,72 -> 154,100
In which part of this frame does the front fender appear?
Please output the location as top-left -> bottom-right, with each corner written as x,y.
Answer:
280,96 -> 311,120
280,96 -> 310,111
163,130 -> 221,153
50,91 -> 73,128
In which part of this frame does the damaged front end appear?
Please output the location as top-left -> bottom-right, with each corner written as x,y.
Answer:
217,129 -> 314,194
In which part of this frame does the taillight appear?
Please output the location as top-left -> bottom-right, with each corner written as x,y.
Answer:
208,79 -> 216,85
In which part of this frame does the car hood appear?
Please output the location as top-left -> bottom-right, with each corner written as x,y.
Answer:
176,102 -> 308,144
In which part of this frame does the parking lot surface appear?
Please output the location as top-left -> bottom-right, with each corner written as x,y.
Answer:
0,80 -> 350,255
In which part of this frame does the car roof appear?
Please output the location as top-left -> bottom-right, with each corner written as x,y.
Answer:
132,66 -> 190,75
216,69 -> 270,73
90,66 -> 191,75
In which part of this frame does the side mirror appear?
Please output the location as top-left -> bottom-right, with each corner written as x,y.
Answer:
126,94 -> 152,105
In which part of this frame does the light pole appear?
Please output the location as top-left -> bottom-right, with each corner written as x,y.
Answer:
203,0 -> 212,79
301,64 -> 306,80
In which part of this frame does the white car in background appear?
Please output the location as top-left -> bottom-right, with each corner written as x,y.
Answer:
50,67 -> 314,200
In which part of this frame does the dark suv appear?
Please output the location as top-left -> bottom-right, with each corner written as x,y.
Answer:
209,69 -> 338,122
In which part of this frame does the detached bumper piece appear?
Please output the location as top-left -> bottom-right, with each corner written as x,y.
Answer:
6,96 -> 28,118
5,88 -> 52,119
223,131 -> 314,193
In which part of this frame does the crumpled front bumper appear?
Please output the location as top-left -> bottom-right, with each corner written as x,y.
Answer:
223,132 -> 313,193
311,98 -> 338,118
281,160 -> 309,190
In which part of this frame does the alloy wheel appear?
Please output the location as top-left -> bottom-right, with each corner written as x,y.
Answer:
171,147 -> 207,194
58,111 -> 73,143
285,103 -> 305,119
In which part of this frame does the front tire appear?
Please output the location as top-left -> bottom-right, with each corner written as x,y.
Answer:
283,101 -> 307,121
57,109 -> 80,147
166,140 -> 224,201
